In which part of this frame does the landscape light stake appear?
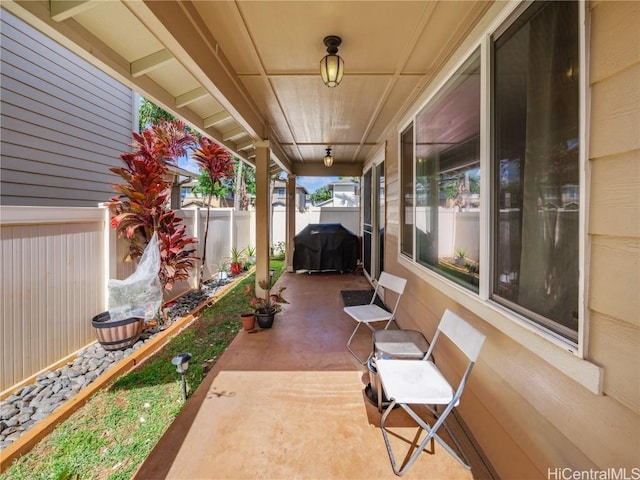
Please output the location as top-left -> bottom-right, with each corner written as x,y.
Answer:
171,353 -> 192,401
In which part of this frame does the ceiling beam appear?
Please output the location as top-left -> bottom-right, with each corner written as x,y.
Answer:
236,140 -> 254,151
270,164 -> 281,176
293,162 -> 363,178
236,72 -> 424,78
130,49 -> 173,78
265,136 -> 292,175
125,0 -> 266,141
222,127 -> 246,142
3,1 -> 252,165
280,142 -> 377,147
203,111 -> 232,128
175,86 -> 208,108
50,0 -> 97,22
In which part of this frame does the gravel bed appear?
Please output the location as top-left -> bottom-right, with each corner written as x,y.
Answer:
0,277 -> 232,450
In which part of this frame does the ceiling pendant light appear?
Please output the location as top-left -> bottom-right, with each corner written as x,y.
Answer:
320,35 -> 344,87
323,147 -> 334,167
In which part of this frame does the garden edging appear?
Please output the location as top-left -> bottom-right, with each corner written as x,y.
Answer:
0,270 -> 251,473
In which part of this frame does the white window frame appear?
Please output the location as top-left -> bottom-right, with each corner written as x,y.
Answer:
396,0 -> 600,394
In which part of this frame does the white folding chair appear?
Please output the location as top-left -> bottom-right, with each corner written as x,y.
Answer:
376,309 -> 486,475
344,272 -> 407,364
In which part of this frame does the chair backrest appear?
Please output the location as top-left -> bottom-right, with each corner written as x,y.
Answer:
434,309 -> 486,362
377,272 -> 407,295
371,272 -> 407,318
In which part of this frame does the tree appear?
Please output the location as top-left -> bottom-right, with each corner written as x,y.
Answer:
192,170 -> 230,200
310,185 -> 332,205
233,158 -> 255,210
241,162 -> 256,196
192,138 -> 235,291
138,98 -> 174,132
109,120 -> 198,292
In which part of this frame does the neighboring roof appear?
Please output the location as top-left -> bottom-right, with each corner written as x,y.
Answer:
329,180 -> 359,186
166,163 -> 198,180
272,179 -> 309,194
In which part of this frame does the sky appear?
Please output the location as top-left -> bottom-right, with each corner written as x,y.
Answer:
178,155 -> 339,194
297,176 -> 339,193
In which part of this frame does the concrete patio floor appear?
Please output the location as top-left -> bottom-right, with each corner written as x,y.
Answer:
135,271 -> 496,480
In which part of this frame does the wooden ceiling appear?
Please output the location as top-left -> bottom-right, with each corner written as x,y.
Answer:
4,0 -> 492,176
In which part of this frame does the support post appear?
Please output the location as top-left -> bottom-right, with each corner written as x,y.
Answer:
254,142 -> 271,297
285,174 -> 297,272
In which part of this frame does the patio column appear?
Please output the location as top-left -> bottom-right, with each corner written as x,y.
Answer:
255,141 -> 271,297
285,174 -> 296,272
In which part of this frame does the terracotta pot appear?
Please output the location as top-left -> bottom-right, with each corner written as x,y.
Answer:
240,312 -> 255,331
91,312 -> 144,351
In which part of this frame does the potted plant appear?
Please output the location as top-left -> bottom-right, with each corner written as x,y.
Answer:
240,312 -> 256,332
454,248 -> 466,266
245,244 -> 256,264
98,120 -> 198,348
216,259 -> 229,281
230,247 -> 245,276
244,279 -> 288,329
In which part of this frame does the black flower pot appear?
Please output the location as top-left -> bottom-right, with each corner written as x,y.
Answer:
255,308 -> 276,329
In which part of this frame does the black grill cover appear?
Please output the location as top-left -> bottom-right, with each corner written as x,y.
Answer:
293,223 -> 358,272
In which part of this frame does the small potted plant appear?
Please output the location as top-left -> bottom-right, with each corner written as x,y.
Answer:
455,248 -> 466,266
216,259 -> 229,281
244,279 -> 288,329
245,244 -> 256,264
230,247 -> 245,276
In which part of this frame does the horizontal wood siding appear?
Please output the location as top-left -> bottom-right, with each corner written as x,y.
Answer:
587,0 -> 640,421
0,9 -> 133,207
380,2 -> 640,478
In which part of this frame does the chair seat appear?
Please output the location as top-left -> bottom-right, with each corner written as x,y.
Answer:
373,329 -> 429,359
376,359 -> 454,405
343,304 -> 392,323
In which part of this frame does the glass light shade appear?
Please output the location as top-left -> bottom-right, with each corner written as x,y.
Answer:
320,54 -> 344,87
323,154 -> 334,167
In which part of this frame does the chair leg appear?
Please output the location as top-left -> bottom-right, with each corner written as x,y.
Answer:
346,322 -> 366,364
383,318 -> 397,330
380,402 -> 471,475
425,405 -> 471,468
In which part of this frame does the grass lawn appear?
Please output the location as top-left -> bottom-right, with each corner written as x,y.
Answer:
1,260 -> 285,480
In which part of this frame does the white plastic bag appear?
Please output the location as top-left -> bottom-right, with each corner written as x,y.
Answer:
108,232 -> 162,322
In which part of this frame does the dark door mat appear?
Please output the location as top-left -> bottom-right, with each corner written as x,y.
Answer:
340,290 -> 386,309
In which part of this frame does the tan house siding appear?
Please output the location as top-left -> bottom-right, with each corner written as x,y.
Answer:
587,0 -> 640,419
380,2 -> 640,479
0,9 -> 134,207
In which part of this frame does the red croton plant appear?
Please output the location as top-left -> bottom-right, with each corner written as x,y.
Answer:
191,137 -> 235,291
109,120 -> 198,292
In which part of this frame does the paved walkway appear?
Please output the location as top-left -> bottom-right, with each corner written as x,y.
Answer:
135,271 -> 495,480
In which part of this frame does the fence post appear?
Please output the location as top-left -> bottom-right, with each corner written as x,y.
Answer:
101,203 -> 116,310
193,207 -> 201,289
230,207 -> 235,251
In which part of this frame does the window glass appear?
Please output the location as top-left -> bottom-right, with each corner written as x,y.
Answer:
415,50 -> 481,291
493,0 -> 579,340
401,124 -> 414,257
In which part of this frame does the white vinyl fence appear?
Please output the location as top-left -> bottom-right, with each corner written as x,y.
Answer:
0,205 -> 255,393
271,206 -> 360,246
